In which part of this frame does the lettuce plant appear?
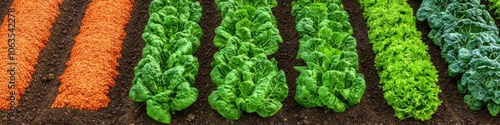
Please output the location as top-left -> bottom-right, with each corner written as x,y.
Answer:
128,0 -> 202,123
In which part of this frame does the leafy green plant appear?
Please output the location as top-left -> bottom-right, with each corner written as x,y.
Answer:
291,0 -> 366,112
209,53 -> 287,120
128,0 -> 202,123
359,0 -> 442,121
489,0 -> 500,20
208,0 -> 288,120
417,0 -> 500,116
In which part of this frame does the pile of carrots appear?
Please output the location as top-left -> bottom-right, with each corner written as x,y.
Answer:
0,0 -> 63,110
51,0 -> 134,110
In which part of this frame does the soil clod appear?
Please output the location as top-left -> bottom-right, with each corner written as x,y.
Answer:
48,74 -> 56,81
187,114 -> 195,121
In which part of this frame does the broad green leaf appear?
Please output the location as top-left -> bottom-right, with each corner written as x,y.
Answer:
129,78 -> 152,102
256,99 -> 283,117
487,103 -> 500,116
146,100 -> 171,124
171,82 -> 198,111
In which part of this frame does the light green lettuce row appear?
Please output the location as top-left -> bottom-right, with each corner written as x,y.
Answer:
209,0 -> 288,120
291,0 -> 366,112
128,0 -> 202,124
359,0 -> 441,121
489,0 -> 500,20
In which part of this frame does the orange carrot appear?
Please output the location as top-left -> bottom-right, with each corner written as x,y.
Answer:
0,0 -> 63,110
51,0 -> 134,110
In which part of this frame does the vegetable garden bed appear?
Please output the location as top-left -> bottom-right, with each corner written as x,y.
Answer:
0,0 -> 500,124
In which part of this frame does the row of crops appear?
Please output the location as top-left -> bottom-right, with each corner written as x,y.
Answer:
124,0 -> 500,123
0,0 -> 135,111
1,0 -> 500,124
418,0 -> 500,117
0,0 -> 63,111
359,0 -> 441,121
208,0 -> 288,120
292,0 -> 366,113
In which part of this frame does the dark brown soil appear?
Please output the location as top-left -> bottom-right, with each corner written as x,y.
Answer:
1,0 -> 500,124
0,0 -> 13,25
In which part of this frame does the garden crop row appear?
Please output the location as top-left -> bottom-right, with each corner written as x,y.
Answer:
291,0 -> 366,112
128,0 -> 203,123
0,0 -> 135,111
359,0 -> 441,121
52,0 -> 134,110
207,0 -> 288,120
0,0 -> 63,110
417,0 -> 500,116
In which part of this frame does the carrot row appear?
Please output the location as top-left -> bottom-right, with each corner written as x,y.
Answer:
0,0 -> 63,110
51,0 -> 134,110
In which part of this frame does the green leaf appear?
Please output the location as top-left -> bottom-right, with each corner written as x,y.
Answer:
254,30 -> 280,55
295,85 -> 317,108
464,94 -> 484,110
224,70 -> 241,85
129,78 -> 152,102
487,103 -> 500,116
493,91 -> 500,104
347,73 -> 366,106
267,71 -> 288,101
170,82 -> 198,111
296,18 -> 316,35
208,91 -> 242,120
322,70 -> 344,88
218,84 -> 237,102
469,83 -> 488,101
339,89 -> 350,100
256,99 -> 283,117
146,99 -> 171,124
296,70 -> 322,107
210,66 -> 226,86
239,80 -> 255,97
317,86 -> 332,107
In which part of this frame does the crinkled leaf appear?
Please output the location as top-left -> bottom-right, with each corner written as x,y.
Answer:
146,100 -> 171,124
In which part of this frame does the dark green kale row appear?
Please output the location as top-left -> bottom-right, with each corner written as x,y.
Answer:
417,0 -> 500,116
